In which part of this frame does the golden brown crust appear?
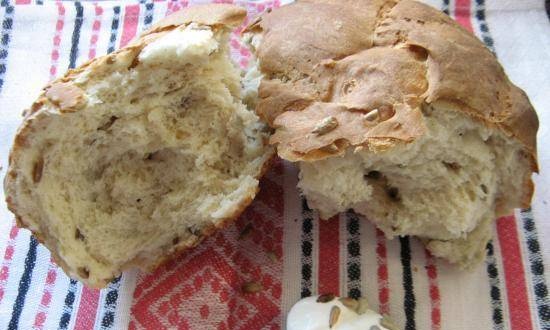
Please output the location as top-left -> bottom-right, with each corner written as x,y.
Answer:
4,4 -> 257,289
146,4 -> 246,35
249,0 -> 538,170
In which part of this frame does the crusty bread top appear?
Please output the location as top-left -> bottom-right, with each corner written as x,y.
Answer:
246,0 -> 538,167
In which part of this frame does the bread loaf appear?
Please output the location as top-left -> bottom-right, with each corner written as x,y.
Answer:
4,4 -> 273,287
244,0 -> 538,267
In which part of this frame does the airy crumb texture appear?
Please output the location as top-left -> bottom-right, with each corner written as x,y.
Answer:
5,15 -> 273,287
299,103 -> 531,266
245,0 -> 538,268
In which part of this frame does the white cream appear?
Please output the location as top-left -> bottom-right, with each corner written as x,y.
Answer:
287,296 -> 391,330
139,23 -> 218,65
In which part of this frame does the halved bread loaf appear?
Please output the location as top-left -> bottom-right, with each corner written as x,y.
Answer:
4,4 -> 273,288
244,0 -> 538,267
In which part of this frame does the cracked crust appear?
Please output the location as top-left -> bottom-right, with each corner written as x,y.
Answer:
245,0 -> 537,205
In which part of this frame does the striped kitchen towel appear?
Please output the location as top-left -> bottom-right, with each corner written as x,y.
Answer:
0,0 -> 548,329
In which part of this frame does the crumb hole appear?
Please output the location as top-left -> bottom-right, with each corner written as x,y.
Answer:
407,44 -> 429,61
364,170 -> 382,180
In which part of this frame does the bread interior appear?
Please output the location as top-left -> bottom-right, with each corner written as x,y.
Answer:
297,102 -> 530,266
14,23 -> 270,285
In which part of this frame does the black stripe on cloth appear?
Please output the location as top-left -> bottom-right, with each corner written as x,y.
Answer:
0,1 -> 14,93
300,197 -> 314,298
58,279 -> 78,329
472,4 -> 507,329
7,237 -> 38,330
68,1 -> 84,69
485,242 -> 505,330
346,210 -> 361,299
100,276 -> 122,329
546,0 -> 550,22
474,0 -> 495,52
400,236 -> 416,330
143,0 -> 154,28
107,6 -> 121,54
520,209 -> 550,329
36,0 -> 43,5
442,0 -> 450,15
57,3 -> 85,328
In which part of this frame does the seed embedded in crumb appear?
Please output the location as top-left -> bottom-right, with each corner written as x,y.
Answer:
329,305 -> 341,328
312,116 -> 338,135
339,297 -> 359,311
481,184 -> 488,194
75,228 -> 85,241
242,281 -> 263,294
32,157 -> 44,183
363,109 -> 380,122
317,293 -> 336,303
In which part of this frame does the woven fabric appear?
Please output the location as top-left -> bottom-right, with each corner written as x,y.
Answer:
0,1 -> 548,329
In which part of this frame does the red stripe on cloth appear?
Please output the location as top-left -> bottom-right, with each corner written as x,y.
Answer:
0,224 -> 20,303
318,216 -> 340,296
15,0 -> 31,4
497,216 -> 534,330
455,0 -> 474,32
32,265 -> 58,329
74,286 -> 101,330
119,5 -> 140,48
425,251 -> 441,330
49,1 -> 66,79
376,229 -> 390,314
87,4 -> 103,59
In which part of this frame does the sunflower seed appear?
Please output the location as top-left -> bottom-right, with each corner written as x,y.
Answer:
380,315 -> 399,330
266,251 -> 279,263
339,297 -> 359,312
242,281 -> 263,293
312,116 -> 338,135
363,109 -> 380,122
317,293 -> 335,303
329,305 -> 341,328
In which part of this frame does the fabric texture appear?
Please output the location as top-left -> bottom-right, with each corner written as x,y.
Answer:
0,0 -> 548,329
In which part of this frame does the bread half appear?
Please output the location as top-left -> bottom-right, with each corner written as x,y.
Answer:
244,0 -> 538,267
4,4 -> 273,288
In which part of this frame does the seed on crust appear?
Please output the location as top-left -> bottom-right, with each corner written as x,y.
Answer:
312,116 -> 338,135
242,281 -> 263,294
363,109 -> 380,122
329,305 -> 341,328
317,293 -> 335,303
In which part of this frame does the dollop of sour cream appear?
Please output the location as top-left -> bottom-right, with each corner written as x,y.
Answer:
287,296 -> 393,330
